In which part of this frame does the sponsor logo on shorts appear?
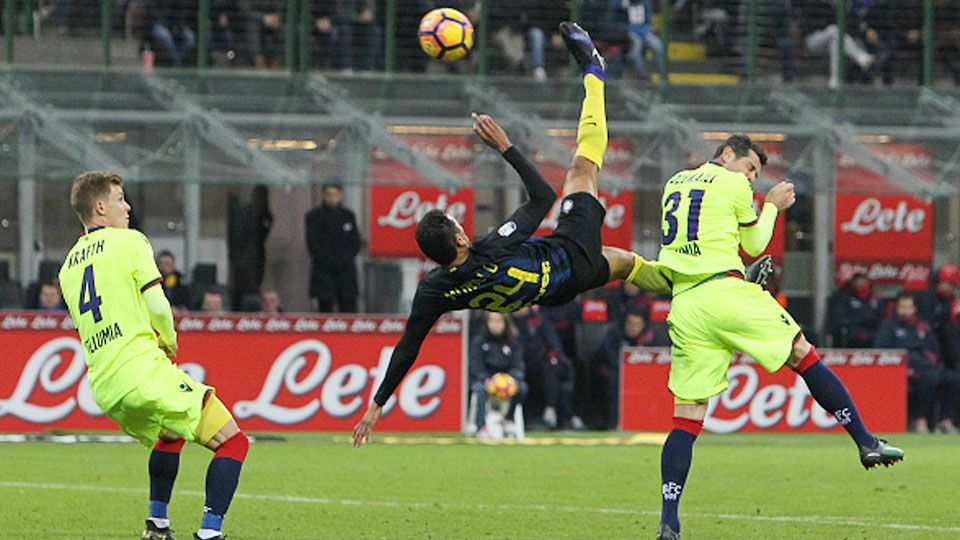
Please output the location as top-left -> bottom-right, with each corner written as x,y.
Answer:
498,221 -> 517,237
562,199 -> 574,214
780,313 -> 790,325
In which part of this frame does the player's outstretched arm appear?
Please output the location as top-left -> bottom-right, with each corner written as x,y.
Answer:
354,300 -> 442,447
143,284 -> 178,357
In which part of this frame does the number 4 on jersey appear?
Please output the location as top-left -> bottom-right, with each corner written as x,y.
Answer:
79,264 -> 103,323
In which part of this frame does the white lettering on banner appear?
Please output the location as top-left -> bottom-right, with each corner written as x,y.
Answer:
76,374 -> 103,416
0,337 -> 87,423
237,318 -> 263,332
178,317 -> 205,331
836,262 -> 930,284
398,366 -> 446,418
266,318 -> 291,332
321,365 -> 368,418
233,340 -> 448,424
540,195 -> 626,230
1,314 -> 28,329
378,319 -> 405,333
840,198 -> 925,235
704,365 -> 837,433
233,340 -> 332,424
377,191 -> 467,229
350,319 -> 376,333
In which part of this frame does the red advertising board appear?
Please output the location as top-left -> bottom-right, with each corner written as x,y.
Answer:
369,135 -> 476,184
837,144 -> 934,194
620,348 -> 906,433
0,312 -> 465,432
369,185 -> 474,257
834,194 -> 933,286
535,189 -> 633,249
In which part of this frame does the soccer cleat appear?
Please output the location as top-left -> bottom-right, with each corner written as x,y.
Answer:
656,523 -> 680,539
859,438 -> 904,470
745,255 -> 774,288
559,21 -> 605,77
193,534 -> 224,540
141,519 -> 177,540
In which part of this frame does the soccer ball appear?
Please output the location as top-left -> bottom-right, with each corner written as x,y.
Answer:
485,372 -> 518,400
418,8 -> 474,62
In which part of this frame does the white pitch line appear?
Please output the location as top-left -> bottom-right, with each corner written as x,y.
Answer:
2,481 -> 959,534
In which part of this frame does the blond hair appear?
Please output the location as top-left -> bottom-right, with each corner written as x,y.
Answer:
70,171 -> 122,224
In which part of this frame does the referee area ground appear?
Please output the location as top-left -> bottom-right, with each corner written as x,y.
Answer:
1,432 -> 958,539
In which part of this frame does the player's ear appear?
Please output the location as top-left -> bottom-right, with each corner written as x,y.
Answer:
93,198 -> 107,216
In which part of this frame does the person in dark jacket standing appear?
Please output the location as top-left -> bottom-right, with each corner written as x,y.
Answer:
916,264 -> 960,372
875,292 -> 960,434
228,184 -> 273,311
305,182 -> 362,313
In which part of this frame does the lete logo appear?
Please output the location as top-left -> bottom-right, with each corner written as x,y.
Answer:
840,198 -> 926,235
704,365 -> 837,433
377,191 -> 467,229
0,337 -> 207,424
233,340 -> 446,424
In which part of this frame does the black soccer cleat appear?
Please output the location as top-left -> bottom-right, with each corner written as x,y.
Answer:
141,519 -> 177,540
656,523 -> 680,540
859,438 -> 904,470
559,21 -> 606,77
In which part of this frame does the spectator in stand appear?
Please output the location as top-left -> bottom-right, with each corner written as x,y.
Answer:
917,265 -> 960,372
773,0 -> 801,83
240,0 -> 285,68
607,281 -> 655,324
305,182 -> 362,313
200,287 -> 226,313
936,0 -> 960,85
827,272 -> 884,347
145,0 -> 197,67
513,306 -> 585,431
541,299 -> 583,369
469,312 -> 527,435
875,292 -> 960,433
36,282 -> 66,311
258,288 -> 282,314
488,2 -> 549,80
802,0 -> 875,88
849,0 -> 894,85
314,0 -> 380,72
593,309 -> 668,430
210,0 -> 240,66
228,185 -> 273,312
156,250 -> 191,311
606,0 -> 663,81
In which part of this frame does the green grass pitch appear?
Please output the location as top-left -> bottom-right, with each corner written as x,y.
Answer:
1,432 -> 958,539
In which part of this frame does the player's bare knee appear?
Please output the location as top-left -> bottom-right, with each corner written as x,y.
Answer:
788,336 -> 812,369
562,157 -> 599,197
674,403 -> 707,421
602,247 -> 635,281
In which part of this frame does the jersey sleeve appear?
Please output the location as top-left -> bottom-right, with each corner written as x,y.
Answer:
475,147 -> 556,252
129,232 -> 163,292
731,176 -> 759,226
372,286 -> 445,406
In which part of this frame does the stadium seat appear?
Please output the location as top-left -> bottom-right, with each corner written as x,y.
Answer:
465,392 -> 525,442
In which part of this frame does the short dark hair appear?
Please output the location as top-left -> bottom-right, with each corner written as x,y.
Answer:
713,134 -> 768,166
156,250 -> 174,260
415,209 -> 459,265
70,171 -> 122,223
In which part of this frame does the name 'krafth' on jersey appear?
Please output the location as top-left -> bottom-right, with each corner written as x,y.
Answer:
58,226 -> 165,410
657,162 -> 758,282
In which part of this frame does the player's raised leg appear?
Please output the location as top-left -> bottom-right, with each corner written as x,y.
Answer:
561,21 -> 607,198
786,336 -> 904,469
194,392 -> 249,540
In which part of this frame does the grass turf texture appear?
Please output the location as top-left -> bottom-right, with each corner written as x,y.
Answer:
1,432 -> 958,539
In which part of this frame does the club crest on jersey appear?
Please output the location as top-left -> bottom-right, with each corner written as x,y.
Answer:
498,221 -> 517,237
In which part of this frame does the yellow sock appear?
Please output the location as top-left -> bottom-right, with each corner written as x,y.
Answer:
626,254 -> 673,295
574,74 -> 608,170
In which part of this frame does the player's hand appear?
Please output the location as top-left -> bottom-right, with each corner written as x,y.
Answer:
352,403 -> 383,448
471,113 -> 512,154
160,341 -> 177,359
764,181 -> 796,211
745,255 -> 775,289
